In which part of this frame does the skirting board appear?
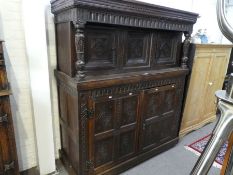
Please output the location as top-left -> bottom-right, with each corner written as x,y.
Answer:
179,115 -> 216,137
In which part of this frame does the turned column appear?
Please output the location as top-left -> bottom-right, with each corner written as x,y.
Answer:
181,33 -> 191,69
73,21 -> 86,80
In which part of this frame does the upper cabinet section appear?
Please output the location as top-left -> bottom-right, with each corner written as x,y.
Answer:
51,0 -> 198,79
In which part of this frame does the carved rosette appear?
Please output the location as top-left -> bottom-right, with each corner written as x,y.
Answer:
181,33 -> 191,69
73,20 -> 86,80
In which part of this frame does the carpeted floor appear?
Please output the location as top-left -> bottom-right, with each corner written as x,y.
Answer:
57,122 -> 220,175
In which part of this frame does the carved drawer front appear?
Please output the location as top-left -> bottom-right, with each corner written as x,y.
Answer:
0,97 -> 16,175
152,31 -> 182,67
88,93 -> 140,172
140,84 -> 179,151
85,27 -> 117,70
123,31 -> 150,68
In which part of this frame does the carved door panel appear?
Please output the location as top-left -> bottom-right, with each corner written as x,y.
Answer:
85,26 -> 118,70
88,93 -> 140,173
0,97 -> 17,175
123,31 -> 151,68
140,84 -> 179,151
152,31 -> 182,68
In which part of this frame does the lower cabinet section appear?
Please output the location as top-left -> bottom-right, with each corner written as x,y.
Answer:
0,97 -> 18,175
57,71 -> 186,175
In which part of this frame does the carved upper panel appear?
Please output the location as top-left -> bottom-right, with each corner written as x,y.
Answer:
51,0 -> 198,32
86,28 -> 116,69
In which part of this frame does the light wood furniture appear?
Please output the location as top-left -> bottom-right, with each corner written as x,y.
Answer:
180,44 -> 233,137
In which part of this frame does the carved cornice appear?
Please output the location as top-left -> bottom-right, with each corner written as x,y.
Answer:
51,0 -> 198,32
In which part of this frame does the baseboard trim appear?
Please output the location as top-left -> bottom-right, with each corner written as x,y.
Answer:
20,163 -> 58,175
179,115 -> 216,137
20,167 -> 39,175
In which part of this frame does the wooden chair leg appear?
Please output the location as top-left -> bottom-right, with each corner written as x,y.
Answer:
221,132 -> 233,175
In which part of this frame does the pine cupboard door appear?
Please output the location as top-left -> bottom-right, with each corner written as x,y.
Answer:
180,53 -> 211,132
0,97 -> 18,175
88,92 -> 140,174
140,84 -> 179,151
202,50 -> 230,120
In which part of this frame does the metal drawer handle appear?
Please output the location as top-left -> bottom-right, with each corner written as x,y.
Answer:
0,114 -> 8,123
4,161 -> 15,172
209,82 -> 213,86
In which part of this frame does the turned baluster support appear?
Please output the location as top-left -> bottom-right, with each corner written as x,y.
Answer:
73,21 -> 86,80
181,33 -> 191,69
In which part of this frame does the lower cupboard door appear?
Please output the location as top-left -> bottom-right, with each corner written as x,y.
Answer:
140,84 -> 180,151
87,93 -> 140,173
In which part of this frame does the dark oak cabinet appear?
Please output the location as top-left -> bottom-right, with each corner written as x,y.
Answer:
51,0 -> 198,174
0,41 -> 19,175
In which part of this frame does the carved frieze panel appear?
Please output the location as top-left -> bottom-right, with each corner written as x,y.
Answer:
52,0 -> 198,34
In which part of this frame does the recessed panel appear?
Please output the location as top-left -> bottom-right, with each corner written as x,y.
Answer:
154,31 -> 182,66
143,92 -> 163,119
95,101 -> 114,134
121,96 -> 138,126
94,137 -> 114,167
86,28 -> 116,69
124,31 -> 150,67
119,131 -> 135,158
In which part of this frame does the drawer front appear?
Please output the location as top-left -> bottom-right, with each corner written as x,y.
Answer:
140,84 -> 180,151
0,97 -> 17,175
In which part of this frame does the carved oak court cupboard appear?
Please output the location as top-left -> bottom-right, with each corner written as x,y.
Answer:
0,41 -> 19,175
51,1 -> 198,174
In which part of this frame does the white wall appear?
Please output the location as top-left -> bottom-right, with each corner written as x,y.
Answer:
140,0 -> 232,43
0,0 -> 232,173
0,0 -> 37,171
0,0 -> 59,172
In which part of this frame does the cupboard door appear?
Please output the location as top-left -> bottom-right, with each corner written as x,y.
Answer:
152,31 -> 182,67
180,53 -> 211,130
202,51 -> 229,120
85,27 -> 117,70
0,97 -> 17,175
88,93 -> 140,173
123,31 -> 151,68
140,84 -> 178,151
